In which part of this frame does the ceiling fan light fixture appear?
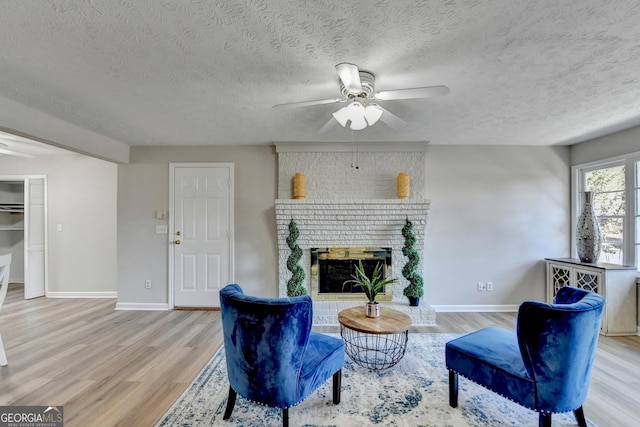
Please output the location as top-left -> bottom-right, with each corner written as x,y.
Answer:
332,101 -> 379,130
334,101 -> 364,127
349,102 -> 366,130
332,105 -> 350,127
364,104 -> 383,126
346,100 -> 364,111
349,114 -> 367,130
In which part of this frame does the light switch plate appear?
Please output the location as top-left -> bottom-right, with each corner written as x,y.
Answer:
155,225 -> 168,234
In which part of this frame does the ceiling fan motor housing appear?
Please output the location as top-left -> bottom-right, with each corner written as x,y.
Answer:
341,71 -> 375,99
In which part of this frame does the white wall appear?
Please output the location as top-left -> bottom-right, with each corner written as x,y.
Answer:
276,142 -> 427,199
117,144 -> 570,309
117,146 -> 278,305
0,153 -> 118,294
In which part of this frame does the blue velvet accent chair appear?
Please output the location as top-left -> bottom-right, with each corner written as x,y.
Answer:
219,284 -> 345,427
446,286 -> 604,427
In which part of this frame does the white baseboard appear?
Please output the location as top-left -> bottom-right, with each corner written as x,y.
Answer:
47,291 -> 117,298
115,302 -> 170,311
433,304 -> 519,312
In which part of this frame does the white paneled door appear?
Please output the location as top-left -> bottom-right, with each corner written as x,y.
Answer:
172,164 -> 233,308
25,177 -> 46,299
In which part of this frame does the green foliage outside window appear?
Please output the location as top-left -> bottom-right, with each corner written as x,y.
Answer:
585,165 -> 625,264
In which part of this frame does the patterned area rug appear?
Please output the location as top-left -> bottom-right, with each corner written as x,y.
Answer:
156,333 -> 597,427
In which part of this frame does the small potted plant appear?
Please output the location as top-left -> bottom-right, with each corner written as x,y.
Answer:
344,260 -> 398,318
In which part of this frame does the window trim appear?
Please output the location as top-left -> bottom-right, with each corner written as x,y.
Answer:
572,152 -> 640,270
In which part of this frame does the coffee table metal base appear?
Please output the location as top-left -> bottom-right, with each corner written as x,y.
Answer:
340,325 -> 409,370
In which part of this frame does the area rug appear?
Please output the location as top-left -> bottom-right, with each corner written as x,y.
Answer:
156,333 -> 597,427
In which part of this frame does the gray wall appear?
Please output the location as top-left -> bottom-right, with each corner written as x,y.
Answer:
571,125 -> 640,166
117,145 -> 278,304
425,146 -> 570,307
0,153 -> 117,294
117,144 -> 571,309
0,132 -> 633,313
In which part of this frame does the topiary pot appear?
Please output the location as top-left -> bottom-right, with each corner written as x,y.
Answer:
408,296 -> 420,307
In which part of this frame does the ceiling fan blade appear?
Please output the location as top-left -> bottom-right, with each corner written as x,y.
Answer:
335,63 -> 362,93
375,85 -> 450,101
376,105 -> 407,129
0,147 -> 35,158
318,117 -> 338,134
272,98 -> 343,109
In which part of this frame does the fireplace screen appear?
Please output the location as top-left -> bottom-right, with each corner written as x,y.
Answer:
310,247 -> 392,300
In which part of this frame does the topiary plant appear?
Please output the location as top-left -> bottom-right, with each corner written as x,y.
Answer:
286,219 -> 307,296
402,218 -> 424,304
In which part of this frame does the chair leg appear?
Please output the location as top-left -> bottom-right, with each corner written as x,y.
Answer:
448,370 -> 458,408
222,386 -> 237,420
539,413 -> 551,427
574,406 -> 587,427
332,369 -> 342,404
282,408 -> 289,427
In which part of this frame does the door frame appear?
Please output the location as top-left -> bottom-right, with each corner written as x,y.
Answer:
168,163 -> 234,309
0,174 -> 48,298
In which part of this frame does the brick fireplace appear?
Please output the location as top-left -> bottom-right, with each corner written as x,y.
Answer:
274,142 -> 436,325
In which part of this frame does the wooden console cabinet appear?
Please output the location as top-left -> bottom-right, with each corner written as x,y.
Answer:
545,258 -> 637,336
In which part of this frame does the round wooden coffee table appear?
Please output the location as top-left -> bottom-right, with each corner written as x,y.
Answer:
338,305 -> 411,370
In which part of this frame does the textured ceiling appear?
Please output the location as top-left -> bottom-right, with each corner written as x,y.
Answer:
2,0 -> 640,150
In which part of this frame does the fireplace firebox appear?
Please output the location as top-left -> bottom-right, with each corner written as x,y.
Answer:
310,247 -> 393,301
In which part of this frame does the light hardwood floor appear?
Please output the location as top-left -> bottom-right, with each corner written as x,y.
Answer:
1,284 -> 638,426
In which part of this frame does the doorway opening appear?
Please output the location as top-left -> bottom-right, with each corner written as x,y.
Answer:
0,175 -> 47,299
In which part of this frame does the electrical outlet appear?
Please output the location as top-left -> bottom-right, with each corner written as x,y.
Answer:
145,280 -> 152,289
477,282 -> 485,291
486,281 -> 493,291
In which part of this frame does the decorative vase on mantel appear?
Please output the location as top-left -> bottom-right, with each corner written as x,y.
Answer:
293,172 -> 306,199
397,172 -> 410,199
576,191 -> 602,263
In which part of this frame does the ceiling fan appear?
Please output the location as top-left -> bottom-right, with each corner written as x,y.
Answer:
273,63 -> 450,133
0,131 -> 63,158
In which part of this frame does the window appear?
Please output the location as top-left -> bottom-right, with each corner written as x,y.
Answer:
575,155 -> 640,270
583,163 -> 625,264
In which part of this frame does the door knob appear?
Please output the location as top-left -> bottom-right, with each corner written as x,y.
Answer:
174,239 -> 181,245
